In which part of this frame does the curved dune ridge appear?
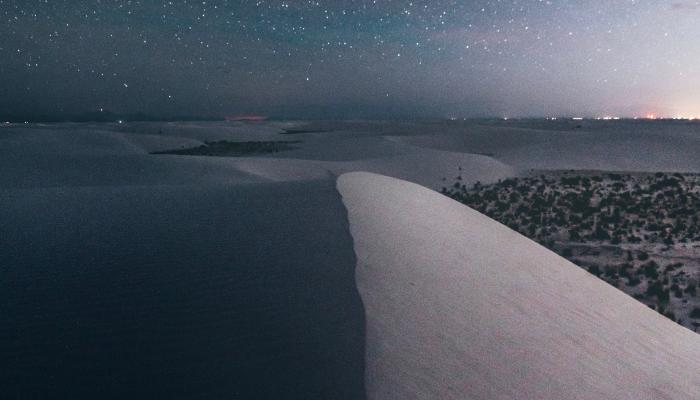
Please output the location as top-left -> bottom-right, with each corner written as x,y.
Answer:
338,171 -> 700,400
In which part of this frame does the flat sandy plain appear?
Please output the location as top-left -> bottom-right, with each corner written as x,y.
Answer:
1,119 -> 699,399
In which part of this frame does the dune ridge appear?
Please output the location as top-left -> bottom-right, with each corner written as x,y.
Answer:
338,171 -> 700,400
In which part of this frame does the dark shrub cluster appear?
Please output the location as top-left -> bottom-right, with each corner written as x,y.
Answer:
443,171 -> 700,330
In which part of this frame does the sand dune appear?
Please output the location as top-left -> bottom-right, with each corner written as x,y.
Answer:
335,149 -> 514,189
229,149 -> 514,189
338,172 -> 700,400
4,120 -> 700,399
0,154 -> 264,188
0,121 -> 514,189
0,181 -> 365,399
392,122 -> 700,172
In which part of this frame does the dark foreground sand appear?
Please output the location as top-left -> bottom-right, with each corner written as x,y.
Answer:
0,181 -> 365,399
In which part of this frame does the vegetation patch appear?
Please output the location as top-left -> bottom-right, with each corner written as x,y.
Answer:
151,140 -> 300,156
281,129 -> 329,135
443,171 -> 700,332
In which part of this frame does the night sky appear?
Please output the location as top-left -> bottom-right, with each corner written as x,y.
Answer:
2,1 -> 700,120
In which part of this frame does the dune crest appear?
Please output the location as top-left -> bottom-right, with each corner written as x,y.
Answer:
338,171 -> 700,400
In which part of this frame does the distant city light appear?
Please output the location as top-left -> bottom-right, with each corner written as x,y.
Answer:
672,115 -> 700,120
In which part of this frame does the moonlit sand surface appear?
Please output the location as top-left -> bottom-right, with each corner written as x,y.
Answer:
340,171 -> 700,399
2,119 -> 700,398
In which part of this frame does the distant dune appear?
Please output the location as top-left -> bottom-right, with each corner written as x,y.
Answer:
339,172 -> 700,399
392,122 -> 700,172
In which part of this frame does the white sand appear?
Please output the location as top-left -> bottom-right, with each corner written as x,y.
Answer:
226,146 -> 515,189
4,120 -> 700,398
391,122 -> 700,172
0,121 -> 514,189
338,171 -> 700,400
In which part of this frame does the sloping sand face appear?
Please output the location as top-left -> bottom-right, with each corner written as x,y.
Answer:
338,172 -> 700,400
0,181 -> 365,399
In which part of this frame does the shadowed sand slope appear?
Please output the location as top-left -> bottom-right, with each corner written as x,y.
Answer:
0,181 -> 365,399
337,172 -> 700,400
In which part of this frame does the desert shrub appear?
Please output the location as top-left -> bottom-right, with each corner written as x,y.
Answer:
561,176 -> 581,186
646,281 -> 670,303
671,284 -> 683,298
618,263 -> 631,278
151,140 -> 301,156
587,264 -> 601,277
593,225 -> 610,240
665,310 -> 677,321
640,261 -> 659,279
627,276 -> 641,287
664,263 -> 683,272
627,235 -> 642,243
604,265 -> 618,278
568,230 -> 581,241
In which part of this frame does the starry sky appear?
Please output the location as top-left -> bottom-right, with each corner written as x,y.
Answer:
2,0 -> 700,120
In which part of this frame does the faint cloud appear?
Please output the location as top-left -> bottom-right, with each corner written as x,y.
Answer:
671,2 -> 700,10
